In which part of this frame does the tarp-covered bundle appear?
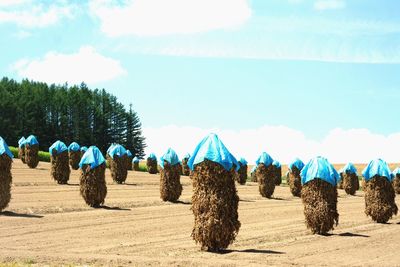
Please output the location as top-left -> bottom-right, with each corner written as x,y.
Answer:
250,165 -> 257,182
288,158 -> 305,196
339,163 -> 359,195
188,134 -> 239,172
300,156 -> 339,235
126,149 -> 133,170
0,137 -> 14,159
68,142 -> 81,170
49,140 -> 70,184
255,152 -> 275,198
146,153 -> 158,174
181,153 -> 191,176
190,133 -> 240,252
79,146 -> 107,208
25,135 -> 39,168
362,159 -> 398,223
49,140 -> 68,155
18,137 -> 26,163
0,137 -> 13,212
236,158 -> 248,185
68,142 -> 80,152
132,156 -> 140,171
159,148 -> 180,169
272,160 -> 282,186
392,167 -> 400,194
107,144 -> 128,184
159,148 -> 182,202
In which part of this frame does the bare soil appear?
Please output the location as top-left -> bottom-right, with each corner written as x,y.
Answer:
0,160 -> 399,266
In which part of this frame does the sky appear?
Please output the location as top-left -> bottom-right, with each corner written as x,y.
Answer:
1,0 -> 400,164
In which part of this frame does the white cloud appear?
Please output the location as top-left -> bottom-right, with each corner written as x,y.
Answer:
143,125 -> 400,165
12,46 -> 127,85
89,0 -> 252,37
0,1 -> 76,28
314,0 -> 346,10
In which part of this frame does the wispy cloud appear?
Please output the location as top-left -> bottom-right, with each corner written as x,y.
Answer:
12,46 -> 127,85
143,125 -> 400,164
89,0 -> 252,37
314,0 -> 346,10
0,0 -> 77,28
112,15 -> 400,64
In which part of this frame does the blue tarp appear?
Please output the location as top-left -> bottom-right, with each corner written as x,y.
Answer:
80,146 -> 88,153
107,144 -> 116,155
25,135 -> 39,146
187,133 -> 239,171
108,144 -> 127,159
392,167 -> 400,179
159,148 -> 180,169
239,158 -> 248,166
289,158 -> 305,171
126,150 -> 133,157
272,160 -> 281,168
300,156 -> 339,186
18,137 -> 26,148
132,156 -> 139,163
68,142 -> 80,152
255,152 -> 273,167
148,153 -> 157,160
362,159 -> 392,182
0,137 -> 13,159
339,163 -> 358,175
49,140 -> 68,155
79,146 -> 105,169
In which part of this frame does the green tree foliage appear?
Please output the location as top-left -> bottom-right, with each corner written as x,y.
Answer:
0,77 -> 146,158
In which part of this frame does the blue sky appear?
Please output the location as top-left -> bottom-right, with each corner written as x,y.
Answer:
1,0 -> 400,163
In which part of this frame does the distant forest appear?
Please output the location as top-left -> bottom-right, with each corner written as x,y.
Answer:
0,77 -> 146,158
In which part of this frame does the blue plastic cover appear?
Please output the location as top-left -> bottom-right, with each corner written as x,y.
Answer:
132,156 -> 139,163
0,137 -> 13,159
187,133 -> 239,171
159,148 -> 180,169
80,146 -> 88,152
272,160 -> 281,168
49,140 -> 68,155
255,152 -> 273,167
68,142 -> 80,152
300,156 -> 339,186
148,153 -> 157,160
108,144 -> 127,159
362,159 -> 392,182
79,146 -> 106,169
126,149 -> 133,157
391,167 -> 400,179
289,158 -> 305,171
107,143 -> 116,155
339,163 -> 358,175
239,158 -> 248,166
18,137 -> 26,148
183,153 -> 190,160
25,135 -> 39,146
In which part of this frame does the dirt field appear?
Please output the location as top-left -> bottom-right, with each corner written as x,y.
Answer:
1,160 -> 399,266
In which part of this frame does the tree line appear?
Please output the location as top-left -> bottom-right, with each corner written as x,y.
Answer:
0,77 -> 146,158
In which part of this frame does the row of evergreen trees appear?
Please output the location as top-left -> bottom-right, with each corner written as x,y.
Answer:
0,77 -> 146,158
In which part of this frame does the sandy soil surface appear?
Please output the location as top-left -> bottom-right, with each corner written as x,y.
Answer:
0,160 -> 399,266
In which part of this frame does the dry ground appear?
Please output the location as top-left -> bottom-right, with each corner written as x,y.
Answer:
0,160 -> 399,267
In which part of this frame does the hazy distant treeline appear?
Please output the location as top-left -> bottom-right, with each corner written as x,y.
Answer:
0,77 -> 146,158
